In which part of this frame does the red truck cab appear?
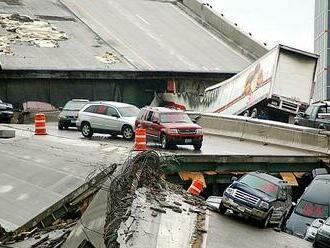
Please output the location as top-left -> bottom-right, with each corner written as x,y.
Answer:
135,107 -> 203,150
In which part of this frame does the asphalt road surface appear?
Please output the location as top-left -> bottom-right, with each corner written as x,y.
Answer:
61,0 -> 251,71
204,210 -> 312,248
8,123 -> 315,156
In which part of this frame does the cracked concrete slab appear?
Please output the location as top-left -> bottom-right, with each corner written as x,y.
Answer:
0,123 -> 130,231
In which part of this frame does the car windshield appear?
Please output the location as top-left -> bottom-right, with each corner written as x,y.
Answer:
117,106 -> 140,117
295,200 -> 329,219
160,112 -> 192,123
63,101 -> 87,111
239,174 -> 279,198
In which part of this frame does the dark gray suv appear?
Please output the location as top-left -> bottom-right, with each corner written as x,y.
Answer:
58,99 -> 89,130
220,171 -> 292,228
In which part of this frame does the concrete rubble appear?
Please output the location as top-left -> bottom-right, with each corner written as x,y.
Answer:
96,51 -> 120,64
103,151 -> 208,248
2,219 -> 75,248
0,13 -> 68,55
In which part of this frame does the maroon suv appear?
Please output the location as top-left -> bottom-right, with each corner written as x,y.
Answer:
135,107 -> 203,150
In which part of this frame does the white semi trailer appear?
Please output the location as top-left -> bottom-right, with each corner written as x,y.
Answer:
157,45 -> 318,123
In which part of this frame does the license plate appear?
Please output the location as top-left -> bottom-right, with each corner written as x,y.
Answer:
185,139 -> 192,143
237,206 -> 245,212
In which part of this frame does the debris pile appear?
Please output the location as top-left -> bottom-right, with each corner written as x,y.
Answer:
104,151 -> 207,248
0,219 -> 75,247
96,51 -> 120,64
0,163 -> 117,247
0,13 -> 68,55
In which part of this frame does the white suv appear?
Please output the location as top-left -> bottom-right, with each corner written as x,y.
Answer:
76,101 -> 140,140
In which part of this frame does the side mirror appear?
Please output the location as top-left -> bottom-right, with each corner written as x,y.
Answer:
59,107 -> 63,111
231,176 -> 238,182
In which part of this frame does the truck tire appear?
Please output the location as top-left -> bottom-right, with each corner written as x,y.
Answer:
219,202 -> 227,214
278,211 -> 287,231
259,211 -> 272,229
318,124 -> 326,130
58,122 -> 64,130
193,143 -> 202,151
160,134 -> 169,149
313,241 -> 320,248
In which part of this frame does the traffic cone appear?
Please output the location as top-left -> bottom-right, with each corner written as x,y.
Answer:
187,180 -> 204,196
35,113 -> 47,135
134,128 -> 146,151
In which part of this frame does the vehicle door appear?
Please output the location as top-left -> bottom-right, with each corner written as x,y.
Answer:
314,105 -> 327,128
102,106 -> 121,132
307,106 -> 319,128
144,111 -> 156,141
80,105 -> 96,125
149,112 -> 161,141
90,105 -> 108,130
312,105 -> 327,128
136,109 -> 146,128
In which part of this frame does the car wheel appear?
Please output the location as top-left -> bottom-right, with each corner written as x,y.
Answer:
260,211 -> 272,228
318,125 -> 326,130
160,134 -> 169,149
58,122 -> 64,130
81,122 -> 93,138
219,202 -> 227,214
193,143 -> 202,151
278,212 -> 287,231
122,125 -> 134,140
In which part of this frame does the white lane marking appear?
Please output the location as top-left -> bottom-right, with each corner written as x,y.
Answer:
136,14 -> 150,25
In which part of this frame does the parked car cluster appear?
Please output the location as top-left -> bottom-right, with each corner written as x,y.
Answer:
216,170 -> 330,247
58,100 -> 204,150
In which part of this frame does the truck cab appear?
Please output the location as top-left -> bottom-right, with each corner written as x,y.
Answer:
294,101 -> 330,130
220,172 -> 292,228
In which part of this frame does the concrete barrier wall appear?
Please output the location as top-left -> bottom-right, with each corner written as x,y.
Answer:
189,113 -> 330,154
12,111 -> 60,124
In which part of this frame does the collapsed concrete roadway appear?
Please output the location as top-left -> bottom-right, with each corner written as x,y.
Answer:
0,123 -> 322,247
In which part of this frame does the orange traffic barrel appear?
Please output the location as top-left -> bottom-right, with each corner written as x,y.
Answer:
134,128 -> 146,151
35,113 -> 47,135
187,180 -> 203,196
167,79 -> 176,93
